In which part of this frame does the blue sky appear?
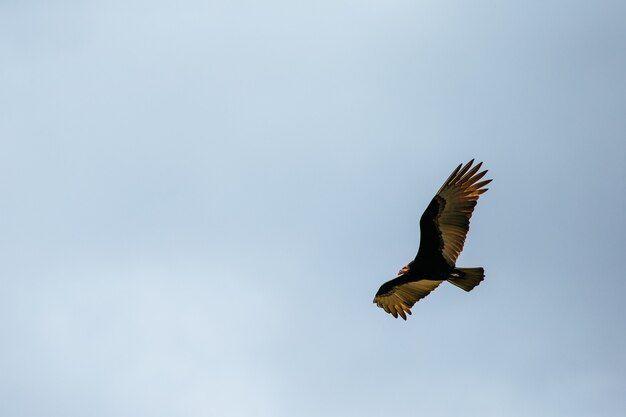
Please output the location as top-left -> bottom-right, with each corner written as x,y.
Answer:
1,1 -> 625,416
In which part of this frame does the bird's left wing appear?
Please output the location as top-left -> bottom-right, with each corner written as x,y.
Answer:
373,279 -> 443,320
415,159 -> 491,267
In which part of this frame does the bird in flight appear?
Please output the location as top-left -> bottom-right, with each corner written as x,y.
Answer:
373,159 -> 491,320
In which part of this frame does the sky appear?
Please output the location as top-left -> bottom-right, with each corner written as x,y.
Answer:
1,1 -> 626,416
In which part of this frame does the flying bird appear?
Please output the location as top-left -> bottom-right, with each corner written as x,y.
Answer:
373,159 -> 491,320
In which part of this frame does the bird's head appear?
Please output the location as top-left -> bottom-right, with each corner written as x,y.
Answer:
398,264 -> 410,276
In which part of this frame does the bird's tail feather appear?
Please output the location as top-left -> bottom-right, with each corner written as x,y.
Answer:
448,267 -> 484,292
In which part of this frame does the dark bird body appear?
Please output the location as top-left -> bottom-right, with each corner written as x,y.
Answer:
373,159 -> 491,320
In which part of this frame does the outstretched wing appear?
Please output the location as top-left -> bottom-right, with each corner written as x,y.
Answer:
373,277 -> 443,320
415,159 -> 491,267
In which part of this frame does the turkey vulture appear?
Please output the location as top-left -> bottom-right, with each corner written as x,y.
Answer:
373,159 -> 491,320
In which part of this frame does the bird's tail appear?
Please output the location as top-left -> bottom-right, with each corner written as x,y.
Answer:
448,267 -> 484,292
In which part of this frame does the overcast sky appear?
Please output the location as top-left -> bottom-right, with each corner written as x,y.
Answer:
1,1 -> 625,416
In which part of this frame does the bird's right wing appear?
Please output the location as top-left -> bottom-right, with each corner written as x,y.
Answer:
373,279 -> 443,320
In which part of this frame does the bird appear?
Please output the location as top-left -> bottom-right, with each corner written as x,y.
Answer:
373,159 -> 491,320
